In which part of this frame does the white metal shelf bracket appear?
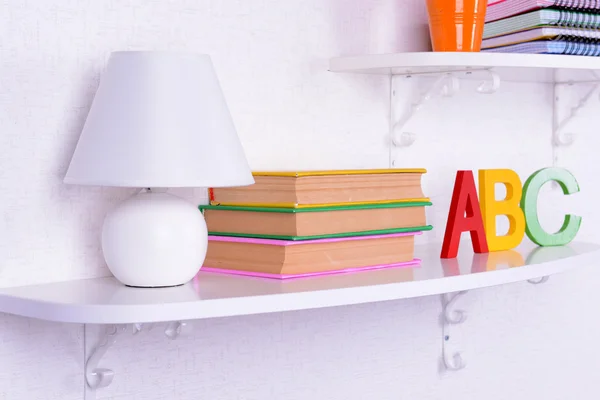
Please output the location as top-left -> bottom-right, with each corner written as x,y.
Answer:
552,82 -> 598,150
85,321 -> 190,391
551,80 -> 598,189
392,70 -> 500,147
441,290 -> 468,372
392,73 -> 455,147
85,324 -> 125,390
165,321 -> 187,340
476,70 -> 501,94
528,276 -> 549,285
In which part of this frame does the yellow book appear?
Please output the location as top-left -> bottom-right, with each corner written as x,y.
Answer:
252,168 -> 427,177
210,169 -> 428,208
210,198 -> 431,209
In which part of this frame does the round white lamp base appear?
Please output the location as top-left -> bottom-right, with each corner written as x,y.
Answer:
102,190 -> 208,287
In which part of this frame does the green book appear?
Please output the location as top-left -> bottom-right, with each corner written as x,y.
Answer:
200,201 -> 432,241
199,200 -> 432,213
208,225 -> 433,241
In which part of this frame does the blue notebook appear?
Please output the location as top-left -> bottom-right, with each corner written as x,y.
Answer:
482,40 -> 600,56
482,27 -> 600,49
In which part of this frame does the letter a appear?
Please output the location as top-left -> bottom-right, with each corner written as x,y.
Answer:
441,171 -> 489,259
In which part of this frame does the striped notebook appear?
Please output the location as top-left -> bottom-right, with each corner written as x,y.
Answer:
484,9 -> 600,39
486,0 -> 600,23
482,40 -> 600,55
482,27 -> 600,49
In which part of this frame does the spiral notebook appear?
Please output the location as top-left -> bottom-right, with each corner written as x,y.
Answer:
486,0 -> 600,23
482,40 -> 600,55
482,27 -> 600,49
484,9 -> 600,38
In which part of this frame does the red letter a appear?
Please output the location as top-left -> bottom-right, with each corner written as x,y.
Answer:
441,171 -> 489,259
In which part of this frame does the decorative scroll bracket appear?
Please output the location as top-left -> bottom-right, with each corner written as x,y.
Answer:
165,321 -> 188,340
552,83 -> 597,150
392,70 -> 500,148
441,291 -> 468,372
476,70 -> 501,94
528,276 -> 549,285
85,321 -> 190,391
550,81 -> 598,189
85,324 -> 125,390
391,73 -> 456,147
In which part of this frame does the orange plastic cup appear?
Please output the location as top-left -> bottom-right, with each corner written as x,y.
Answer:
426,0 -> 488,52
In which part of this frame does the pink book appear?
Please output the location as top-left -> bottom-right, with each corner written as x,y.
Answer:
202,231 -> 422,280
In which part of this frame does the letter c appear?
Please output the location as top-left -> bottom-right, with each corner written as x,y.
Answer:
521,168 -> 582,246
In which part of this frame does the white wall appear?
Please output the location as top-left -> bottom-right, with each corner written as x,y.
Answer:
1,1 -> 599,399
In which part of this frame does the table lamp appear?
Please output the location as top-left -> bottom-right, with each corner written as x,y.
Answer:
64,51 -> 254,287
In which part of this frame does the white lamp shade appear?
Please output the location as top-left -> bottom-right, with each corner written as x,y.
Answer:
64,51 -> 254,188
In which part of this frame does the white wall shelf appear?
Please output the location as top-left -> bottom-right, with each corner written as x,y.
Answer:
0,241 -> 597,325
329,52 -> 600,83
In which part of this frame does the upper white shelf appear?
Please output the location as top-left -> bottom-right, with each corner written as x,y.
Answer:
0,241 -> 597,324
329,52 -> 600,83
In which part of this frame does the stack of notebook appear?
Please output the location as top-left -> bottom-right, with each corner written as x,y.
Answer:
199,169 -> 432,279
482,0 -> 600,55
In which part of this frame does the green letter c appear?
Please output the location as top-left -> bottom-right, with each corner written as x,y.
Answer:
520,167 -> 582,246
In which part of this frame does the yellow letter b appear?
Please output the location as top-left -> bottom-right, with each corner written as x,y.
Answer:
479,169 -> 526,252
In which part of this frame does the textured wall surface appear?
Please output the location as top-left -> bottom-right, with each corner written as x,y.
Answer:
1,1 -> 600,399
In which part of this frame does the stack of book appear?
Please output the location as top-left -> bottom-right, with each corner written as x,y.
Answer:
199,169 -> 432,279
482,0 -> 600,55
